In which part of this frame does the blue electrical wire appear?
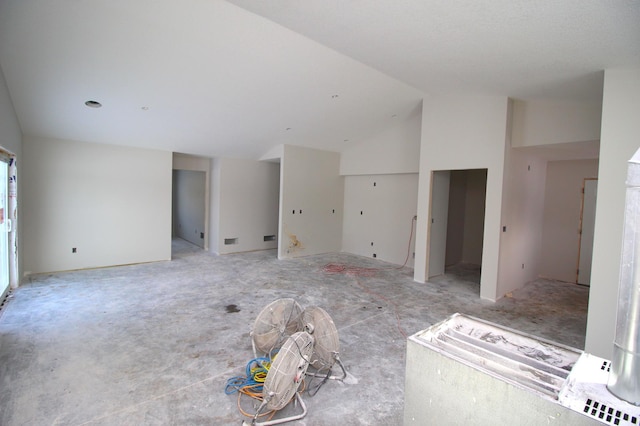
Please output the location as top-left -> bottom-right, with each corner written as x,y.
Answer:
225,356 -> 272,395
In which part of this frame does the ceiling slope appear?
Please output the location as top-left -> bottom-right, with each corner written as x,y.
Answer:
0,0 -> 423,158
229,0 -> 640,101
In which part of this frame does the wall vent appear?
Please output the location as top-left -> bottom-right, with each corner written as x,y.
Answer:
224,238 -> 238,245
263,235 -> 276,242
583,398 -> 637,425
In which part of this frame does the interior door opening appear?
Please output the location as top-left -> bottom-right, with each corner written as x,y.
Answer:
172,169 -> 206,250
428,169 -> 488,295
1,159 -> 9,297
577,178 -> 597,286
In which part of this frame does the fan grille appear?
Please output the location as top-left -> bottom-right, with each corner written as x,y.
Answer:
252,298 -> 303,355
264,331 -> 314,411
302,306 -> 340,370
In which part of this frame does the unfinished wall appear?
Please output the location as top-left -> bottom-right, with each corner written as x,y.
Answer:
0,67 -> 21,289
540,159 -> 599,283
497,147 -> 547,298
342,173 -> 418,267
22,136 -> 172,274
340,103 -> 422,175
462,170 -> 488,265
511,99 -> 602,147
586,68 -> 640,360
212,157 -> 279,255
280,145 -> 343,259
339,103 -> 421,267
415,95 -> 510,301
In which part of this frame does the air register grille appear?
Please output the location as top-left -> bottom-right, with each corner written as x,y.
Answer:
583,398 -> 638,425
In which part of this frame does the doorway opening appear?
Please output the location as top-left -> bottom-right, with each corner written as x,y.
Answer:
429,169 -> 488,294
0,148 -> 17,299
172,169 -> 206,250
577,178 -> 597,285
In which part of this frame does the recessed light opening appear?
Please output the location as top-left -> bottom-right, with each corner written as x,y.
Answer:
85,100 -> 102,108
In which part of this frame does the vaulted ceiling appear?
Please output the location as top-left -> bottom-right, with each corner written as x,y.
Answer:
0,0 -> 638,159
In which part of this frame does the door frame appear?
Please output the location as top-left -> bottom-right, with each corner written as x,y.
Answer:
576,177 -> 598,285
0,147 -> 18,293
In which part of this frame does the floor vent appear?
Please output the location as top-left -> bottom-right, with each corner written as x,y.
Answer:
583,398 -> 638,425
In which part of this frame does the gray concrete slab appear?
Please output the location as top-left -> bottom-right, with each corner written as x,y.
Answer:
0,239 -> 589,425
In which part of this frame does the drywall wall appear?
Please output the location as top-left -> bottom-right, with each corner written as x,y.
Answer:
540,159 -> 599,283
415,95 -> 509,301
279,145 -> 343,258
340,103 -> 422,175
445,171 -> 466,266
586,68 -> 640,360
461,169 -> 488,265
22,136 -> 172,273
0,67 -> 22,288
511,99 -> 602,147
214,157 -> 279,255
496,147 -> 547,298
173,153 -> 211,250
342,173 -> 418,267
0,69 -> 21,156
210,158 -> 222,254
173,170 -> 206,247
429,170 -> 450,277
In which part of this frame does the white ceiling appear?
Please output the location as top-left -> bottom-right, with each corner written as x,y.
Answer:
0,0 -> 638,160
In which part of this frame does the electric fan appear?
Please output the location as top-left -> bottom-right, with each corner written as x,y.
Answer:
301,306 -> 347,380
245,331 -> 315,426
251,298 -> 302,357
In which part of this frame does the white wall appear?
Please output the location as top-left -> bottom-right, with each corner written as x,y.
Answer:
342,173 -> 418,267
511,99 -> 602,147
586,68 -> 640,359
214,157 -> 279,255
210,158 -> 222,254
496,147 -> 547,298
339,103 -> 421,267
415,96 -> 510,301
428,170 -> 450,277
461,169 -> 488,265
22,136 -> 172,274
0,66 -> 22,288
340,103 -> 422,175
279,145 -> 343,258
540,159 -> 599,283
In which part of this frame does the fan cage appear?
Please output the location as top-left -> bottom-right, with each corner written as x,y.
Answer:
302,306 -> 340,370
252,298 -> 303,355
264,331 -> 315,411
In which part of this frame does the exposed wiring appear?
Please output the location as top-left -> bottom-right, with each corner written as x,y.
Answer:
225,357 -> 272,395
226,353 -> 309,420
320,215 -> 416,339
323,214 -> 417,276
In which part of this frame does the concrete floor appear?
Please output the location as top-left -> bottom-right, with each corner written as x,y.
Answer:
0,239 -> 589,425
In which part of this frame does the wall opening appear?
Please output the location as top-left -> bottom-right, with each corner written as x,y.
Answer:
172,169 -> 206,249
0,147 -> 17,294
428,169 -> 487,295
